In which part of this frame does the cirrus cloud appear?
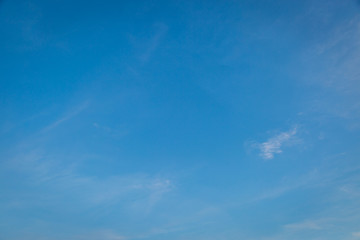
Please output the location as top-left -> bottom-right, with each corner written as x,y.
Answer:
257,127 -> 298,160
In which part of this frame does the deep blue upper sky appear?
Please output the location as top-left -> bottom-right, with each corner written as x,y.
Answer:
1,0 -> 360,239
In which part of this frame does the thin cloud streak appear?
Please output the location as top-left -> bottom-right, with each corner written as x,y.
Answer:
138,23 -> 168,63
41,101 -> 89,132
284,219 -> 323,231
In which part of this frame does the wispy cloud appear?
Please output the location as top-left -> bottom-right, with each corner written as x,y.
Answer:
279,216 -> 360,239
299,11 -> 360,128
75,229 -> 126,240
256,163 -> 360,240
284,219 -> 324,231
41,101 -> 89,132
252,170 -> 318,203
139,23 -> 168,63
3,144 -> 174,213
93,122 -> 128,138
127,22 -> 168,64
129,225 -> 187,240
256,127 -> 298,160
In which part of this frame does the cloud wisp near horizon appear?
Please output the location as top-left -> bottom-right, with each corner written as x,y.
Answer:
1,0 -> 360,239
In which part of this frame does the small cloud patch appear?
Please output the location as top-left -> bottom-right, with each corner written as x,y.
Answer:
257,127 -> 298,160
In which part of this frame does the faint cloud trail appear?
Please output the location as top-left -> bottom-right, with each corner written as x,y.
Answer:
41,100 -> 90,132
139,23 -> 168,63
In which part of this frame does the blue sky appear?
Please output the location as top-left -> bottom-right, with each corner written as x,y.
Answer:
1,0 -> 360,239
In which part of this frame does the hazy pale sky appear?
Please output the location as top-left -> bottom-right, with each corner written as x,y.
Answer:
1,0 -> 360,239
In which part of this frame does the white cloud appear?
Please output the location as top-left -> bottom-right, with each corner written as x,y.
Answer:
75,229 -> 126,240
258,127 -> 297,160
353,232 -> 360,237
284,220 -> 322,230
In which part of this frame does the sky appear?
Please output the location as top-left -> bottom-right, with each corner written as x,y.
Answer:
1,0 -> 360,239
